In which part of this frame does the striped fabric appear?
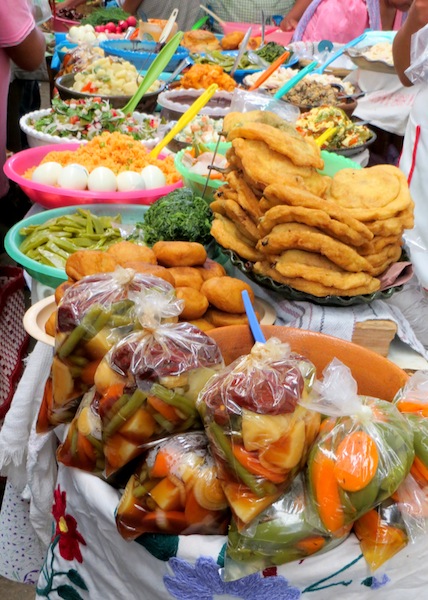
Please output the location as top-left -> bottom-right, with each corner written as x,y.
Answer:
206,0 -> 295,24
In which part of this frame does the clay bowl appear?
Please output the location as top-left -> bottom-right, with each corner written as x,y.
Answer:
208,325 -> 408,401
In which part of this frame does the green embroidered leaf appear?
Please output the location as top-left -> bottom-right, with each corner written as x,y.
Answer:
361,577 -> 374,587
136,533 -> 179,561
217,543 -> 226,568
57,584 -> 85,600
67,569 -> 89,591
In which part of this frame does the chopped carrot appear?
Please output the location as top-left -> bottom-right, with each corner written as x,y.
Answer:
77,432 -> 96,463
80,359 -> 102,386
296,535 -> 326,555
411,456 -> 428,484
396,399 -> 428,417
184,488 -> 216,527
36,377 -> 53,433
147,395 -> 181,423
310,449 -> 345,533
129,28 -> 139,40
333,431 -> 379,492
232,443 -> 287,484
150,448 -> 175,479
354,509 -> 407,546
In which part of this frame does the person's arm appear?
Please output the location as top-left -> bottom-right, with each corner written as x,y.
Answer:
5,26 -> 45,71
58,0 -> 87,8
118,0 -> 143,14
280,0 -> 313,31
393,0 -> 428,86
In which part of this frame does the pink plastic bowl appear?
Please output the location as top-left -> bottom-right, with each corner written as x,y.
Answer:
221,22 -> 277,36
4,144 -> 183,209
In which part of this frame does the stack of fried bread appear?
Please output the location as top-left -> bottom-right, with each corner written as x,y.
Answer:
210,111 -> 414,298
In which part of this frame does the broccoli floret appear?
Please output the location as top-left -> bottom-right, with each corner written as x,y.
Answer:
135,188 -> 213,246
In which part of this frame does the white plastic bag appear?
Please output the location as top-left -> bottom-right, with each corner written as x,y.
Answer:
405,24 -> 428,85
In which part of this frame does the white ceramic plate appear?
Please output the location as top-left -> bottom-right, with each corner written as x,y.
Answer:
23,295 -> 276,347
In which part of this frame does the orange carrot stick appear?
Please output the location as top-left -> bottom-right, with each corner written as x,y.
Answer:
333,431 -> 379,492
147,395 -> 180,423
150,449 -> 174,479
396,400 -> 428,417
295,535 -> 326,555
310,449 -> 345,533
232,444 -> 287,484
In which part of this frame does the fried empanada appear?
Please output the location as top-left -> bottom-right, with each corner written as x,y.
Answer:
225,171 -> 263,220
210,214 -> 264,262
365,206 -> 414,236
210,198 -> 260,242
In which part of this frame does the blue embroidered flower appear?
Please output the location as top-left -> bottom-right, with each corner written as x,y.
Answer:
164,556 -> 301,600
361,573 -> 390,590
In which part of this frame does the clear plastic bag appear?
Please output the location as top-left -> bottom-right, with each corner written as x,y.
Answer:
305,359 -> 415,535
197,337 -> 320,528
224,473 -> 351,581
99,318 -> 224,476
36,268 -> 177,433
32,0 -> 52,25
230,88 -> 300,122
405,24 -> 428,85
56,386 -> 105,474
115,432 -> 230,539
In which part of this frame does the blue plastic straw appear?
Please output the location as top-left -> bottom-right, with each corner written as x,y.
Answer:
313,32 -> 367,74
271,60 -> 318,100
242,290 -> 266,343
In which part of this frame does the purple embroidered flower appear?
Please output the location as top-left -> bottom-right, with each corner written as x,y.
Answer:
23,569 -> 40,585
370,574 -> 390,590
164,556 -> 301,600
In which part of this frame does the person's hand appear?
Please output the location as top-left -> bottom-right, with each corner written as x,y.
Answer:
280,15 -> 299,31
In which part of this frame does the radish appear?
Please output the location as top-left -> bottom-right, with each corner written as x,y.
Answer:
126,16 -> 137,27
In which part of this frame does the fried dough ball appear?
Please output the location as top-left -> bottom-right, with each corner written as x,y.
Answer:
120,261 -> 176,286
201,276 -> 255,313
168,266 -> 204,290
195,258 -> 227,281
186,318 -> 214,332
153,241 -> 207,267
204,308 -> 250,327
55,280 -> 74,304
220,31 -> 245,50
65,250 -> 118,281
45,310 -> 57,337
106,240 -> 157,265
175,286 -> 210,320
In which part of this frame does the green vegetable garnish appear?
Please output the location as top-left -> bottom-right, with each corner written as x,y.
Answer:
130,187 -> 213,246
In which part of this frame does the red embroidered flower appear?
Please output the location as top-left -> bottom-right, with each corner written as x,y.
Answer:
52,486 -> 87,563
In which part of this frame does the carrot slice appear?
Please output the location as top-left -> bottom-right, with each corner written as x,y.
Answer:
36,377 -> 53,433
184,488 -> 216,527
147,395 -> 181,423
150,449 -> 175,479
80,359 -> 102,386
295,535 -> 326,555
310,449 -> 345,533
396,399 -> 428,417
232,444 -> 287,484
333,431 -> 379,492
411,456 -> 428,484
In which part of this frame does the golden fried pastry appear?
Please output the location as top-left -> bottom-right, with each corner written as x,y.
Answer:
225,171 -> 263,220
201,276 -> 255,313
204,308 -> 250,327
175,286 -> 209,320
327,165 -> 413,221
254,262 -> 380,297
220,31 -> 245,50
120,261 -> 176,286
358,235 -> 402,256
181,30 -> 221,53
210,198 -> 260,242
363,244 -> 403,276
210,214 -> 264,262
262,183 -> 373,242
106,240 -> 157,265
153,241 -> 207,267
365,207 -> 414,236
167,266 -> 204,290
45,310 -> 57,337
259,204 -> 370,247
257,223 -> 373,273
186,318 -> 214,332
227,122 -> 324,169
65,250 -> 118,281
55,280 -> 74,304
196,258 -> 227,281
274,250 -> 380,291
230,139 -> 330,197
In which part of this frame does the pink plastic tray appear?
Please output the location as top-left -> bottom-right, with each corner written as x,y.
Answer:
4,144 -> 183,208
221,22 -> 277,36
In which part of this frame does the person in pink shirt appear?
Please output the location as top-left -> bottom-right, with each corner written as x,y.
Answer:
0,0 -> 45,202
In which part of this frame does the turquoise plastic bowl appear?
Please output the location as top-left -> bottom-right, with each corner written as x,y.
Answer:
5,204 -> 148,289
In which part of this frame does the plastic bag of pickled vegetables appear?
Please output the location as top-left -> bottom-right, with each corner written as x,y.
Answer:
37,268 -> 177,432
115,432 -> 230,538
197,337 -> 320,528
224,473 -> 352,581
354,472 -> 428,572
304,359 -> 415,536
97,292 -> 224,476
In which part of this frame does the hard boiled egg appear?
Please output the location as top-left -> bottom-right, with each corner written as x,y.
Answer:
31,162 -> 63,186
140,165 -> 166,189
117,171 -> 146,192
87,167 -> 117,192
57,164 -> 88,190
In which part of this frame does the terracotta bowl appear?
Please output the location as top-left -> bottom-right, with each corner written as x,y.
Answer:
208,325 -> 408,401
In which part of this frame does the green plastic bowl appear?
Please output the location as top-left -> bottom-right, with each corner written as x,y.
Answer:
174,142 -> 231,201
5,204 -> 148,289
319,150 -> 362,176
